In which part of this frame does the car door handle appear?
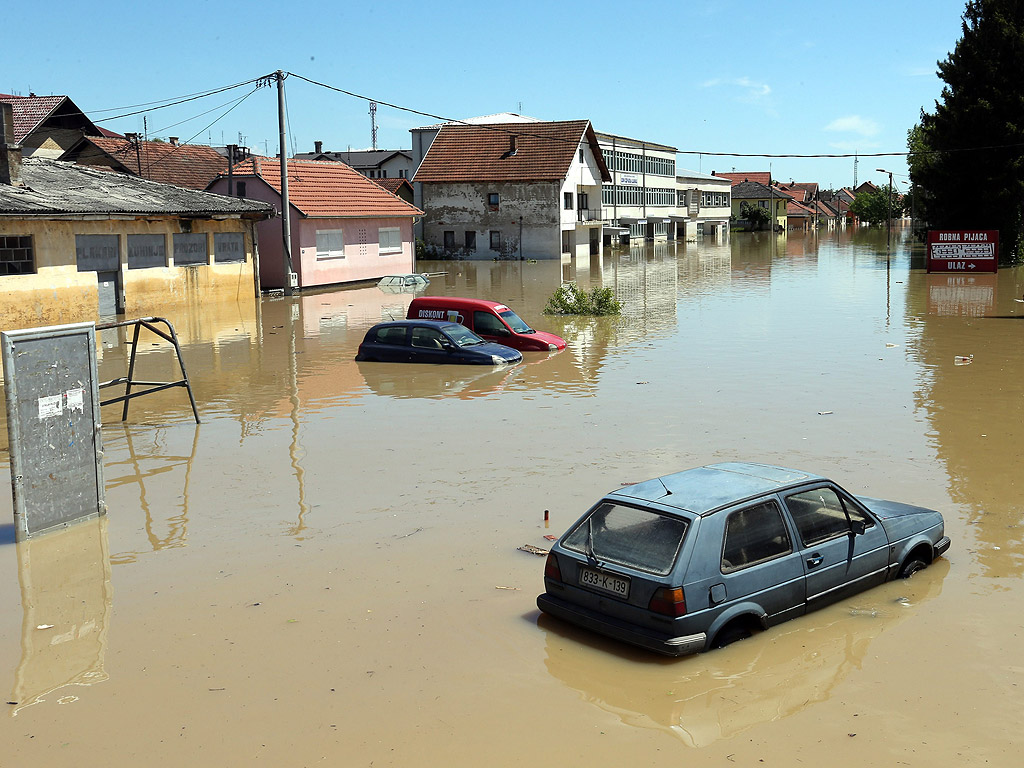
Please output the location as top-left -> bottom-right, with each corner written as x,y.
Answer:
806,554 -> 824,568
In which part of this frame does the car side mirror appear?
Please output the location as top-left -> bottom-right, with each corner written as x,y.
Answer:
850,520 -> 867,536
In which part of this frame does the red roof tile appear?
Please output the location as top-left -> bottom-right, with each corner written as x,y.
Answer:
369,177 -> 413,195
73,137 -> 230,190
0,94 -> 68,142
714,170 -> 772,187
414,120 -> 610,183
229,157 -> 423,218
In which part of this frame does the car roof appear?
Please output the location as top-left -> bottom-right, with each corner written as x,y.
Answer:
608,462 -> 826,517
371,319 -> 458,331
409,296 -> 507,311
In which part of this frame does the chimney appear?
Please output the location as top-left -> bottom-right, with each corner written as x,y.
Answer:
169,137 -> 179,146
0,103 -> 23,187
314,140 -> 323,154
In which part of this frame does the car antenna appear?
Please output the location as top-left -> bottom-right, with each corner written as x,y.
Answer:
659,477 -> 672,498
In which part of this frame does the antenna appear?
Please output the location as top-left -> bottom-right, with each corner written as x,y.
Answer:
853,153 -> 858,189
370,101 -> 378,150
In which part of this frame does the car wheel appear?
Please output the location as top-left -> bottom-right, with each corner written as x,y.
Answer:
711,619 -> 755,649
898,557 -> 927,579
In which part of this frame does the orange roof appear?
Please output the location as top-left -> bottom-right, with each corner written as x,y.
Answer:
414,120 -> 610,183
0,92 -> 101,142
74,136 -> 230,190
369,177 -> 413,196
714,170 -> 771,187
229,157 -> 423,218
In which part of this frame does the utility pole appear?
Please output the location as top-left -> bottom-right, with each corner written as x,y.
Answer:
876,168 -> 894,249
277,70 -> 296,295
370,102 -> 378,151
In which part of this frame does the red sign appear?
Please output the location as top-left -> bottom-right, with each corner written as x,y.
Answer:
927,230 -> 998,273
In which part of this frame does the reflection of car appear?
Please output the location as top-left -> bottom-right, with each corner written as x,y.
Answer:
354,320 -> 522,365
537,462 -> 951,657
377,274 -> 429,291
540,559 -> 947,747
407,296 -> 566,351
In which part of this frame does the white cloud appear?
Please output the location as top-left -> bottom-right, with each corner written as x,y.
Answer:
701,77 -> 771,101
824,115 -> 882,137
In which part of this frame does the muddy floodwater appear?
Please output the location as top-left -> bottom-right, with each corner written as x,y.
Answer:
1,227 -> 1022,766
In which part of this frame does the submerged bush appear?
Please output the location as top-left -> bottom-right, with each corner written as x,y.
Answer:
543,283 -> 622,316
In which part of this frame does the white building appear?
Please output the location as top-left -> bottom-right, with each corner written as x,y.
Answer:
595,132 -> 681,242
675,169 -> 732,239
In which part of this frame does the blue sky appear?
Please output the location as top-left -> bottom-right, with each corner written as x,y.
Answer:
5,0 -> 969,190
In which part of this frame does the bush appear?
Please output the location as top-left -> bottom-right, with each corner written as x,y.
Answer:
543,283 -> 622,316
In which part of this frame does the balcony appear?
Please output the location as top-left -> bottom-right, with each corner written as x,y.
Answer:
577,208 -> 603,224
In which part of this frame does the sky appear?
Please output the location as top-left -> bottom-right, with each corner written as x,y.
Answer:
5,0 -> 970,191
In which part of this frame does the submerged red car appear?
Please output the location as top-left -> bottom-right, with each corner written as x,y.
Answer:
407,297 -> 566,352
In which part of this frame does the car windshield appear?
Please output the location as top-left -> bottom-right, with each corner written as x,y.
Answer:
443,324 -> 485,347
563,502 -> 688,576
499,310 -> 534,334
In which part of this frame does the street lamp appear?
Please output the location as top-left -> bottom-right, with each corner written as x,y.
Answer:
876,168 -> 894,248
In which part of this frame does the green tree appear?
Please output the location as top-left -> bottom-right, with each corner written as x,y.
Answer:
909,0 -> 1024,263
739,201 -> 772,230
849,187 -> 903,226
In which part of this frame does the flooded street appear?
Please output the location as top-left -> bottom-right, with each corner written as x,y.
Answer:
0,227 -> 1021,766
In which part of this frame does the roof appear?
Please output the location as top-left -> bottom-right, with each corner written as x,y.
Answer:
0,157 -> 273,218
677,168 -> 732,183
223,157 -> 423,218
369,177 -> 413,196
730,180 -> 793,200
594,131 -> 677,153
413,113 -> 543,131
62,136 -> 230,190
292,148 -> 411,167
413,120 -> 611,183
0,93 -> 100,143
713,171 -> 771,187
610,462 -> 824,516
786,199 -> 815,217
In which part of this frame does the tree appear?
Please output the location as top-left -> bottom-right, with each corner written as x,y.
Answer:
909,0 -> 1024,263
849,187 -> 903,226
739,201 -> 772,230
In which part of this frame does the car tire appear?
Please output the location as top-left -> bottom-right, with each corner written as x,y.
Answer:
711,619 -> 755,649
898,557 -> 927,579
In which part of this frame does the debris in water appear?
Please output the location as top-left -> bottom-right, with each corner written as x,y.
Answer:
818,411 -> 834,415
518,544 -> 549,556
543,534 -> 557,541
620,481 -> 638,486
543,509 -> 549,522
954,355 -> 974,365
849,608 -> 881,617
636,381 -> 650,385
885,343 -> 898,348
35,624 -> 54,630
494,586 -> 520,591
396,527 -> 424,539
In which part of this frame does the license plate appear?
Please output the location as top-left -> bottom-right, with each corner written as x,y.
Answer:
578,566 -> 630,599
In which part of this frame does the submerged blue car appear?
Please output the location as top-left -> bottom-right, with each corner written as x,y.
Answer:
355,319 -> 523,365
537,462 -> 950,656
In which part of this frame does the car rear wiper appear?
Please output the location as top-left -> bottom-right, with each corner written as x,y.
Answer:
585,517 -> 601,567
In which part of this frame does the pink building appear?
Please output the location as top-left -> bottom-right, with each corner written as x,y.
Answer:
208,157 -> 423,290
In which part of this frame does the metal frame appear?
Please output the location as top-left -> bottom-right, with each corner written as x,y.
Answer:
96,317 -> 200,424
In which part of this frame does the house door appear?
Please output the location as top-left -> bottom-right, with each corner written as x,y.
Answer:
589,229 -> 600,255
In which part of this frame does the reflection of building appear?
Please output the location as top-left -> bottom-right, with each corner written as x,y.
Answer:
12,517 -> 112,714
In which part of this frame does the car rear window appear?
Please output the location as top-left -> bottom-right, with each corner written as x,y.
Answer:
370,326 -> 407,345
562,502 -> 688,576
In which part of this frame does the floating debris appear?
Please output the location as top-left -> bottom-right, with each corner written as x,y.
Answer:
543,534 -> 557,541
494,586 -> 520,591
818,411 -> 834,416
954,355 -> 974,366
518,544 -> 549,556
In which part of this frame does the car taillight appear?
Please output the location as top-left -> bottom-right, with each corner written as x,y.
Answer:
649,587 -> 687,617
544,552 -> 562,582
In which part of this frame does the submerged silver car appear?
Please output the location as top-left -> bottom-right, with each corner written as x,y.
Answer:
537,462 -> 950,656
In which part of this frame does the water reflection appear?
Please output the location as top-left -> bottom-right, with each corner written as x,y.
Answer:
540,560 -> 947,747
11,516 -> 112,715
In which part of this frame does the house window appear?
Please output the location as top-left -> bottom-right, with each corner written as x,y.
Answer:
759,200 -> 769,209
490,231 -> 501,250
398,169 -> 406,178
172,233 -> 208,266
316,229 -> 345,260
443,231 -> 456,249
564,192 -> 574,210
0,235 -> 35,275
236,181 -> 247,198
579,148 -> 584,163
381,170 -> 388,178
465,231 -> 476,250
378,227 -> 402,255
487,192 -> 500,207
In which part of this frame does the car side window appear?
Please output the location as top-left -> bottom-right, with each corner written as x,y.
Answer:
721,500 -> 793,573
784,487 -> 871,546
372,326 -> 407,345
473,311 -> 507,335
410,327 -> 446,349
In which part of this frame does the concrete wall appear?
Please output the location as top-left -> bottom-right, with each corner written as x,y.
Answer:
0,217 -> 258,332
421,181 -> 562,259
295,216 -> 415,287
